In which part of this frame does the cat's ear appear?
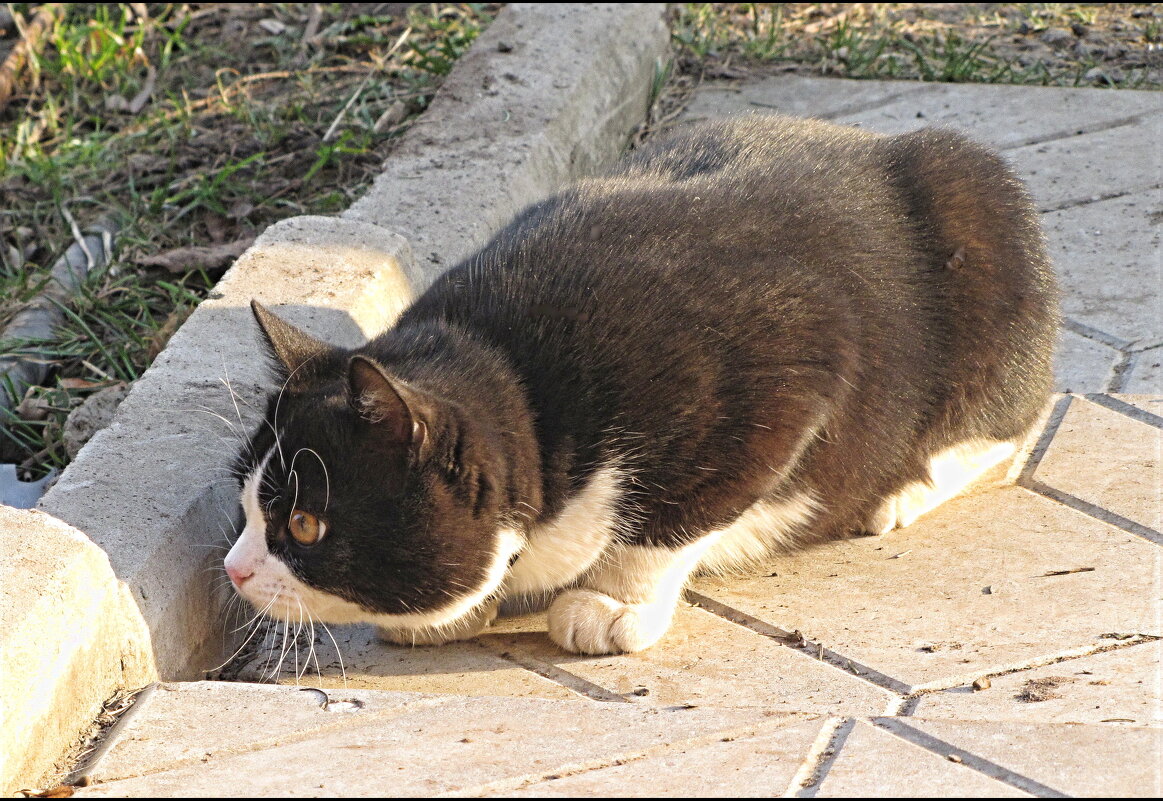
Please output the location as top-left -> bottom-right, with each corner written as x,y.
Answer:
347,355 -> 429,454
251,300 -> 328,382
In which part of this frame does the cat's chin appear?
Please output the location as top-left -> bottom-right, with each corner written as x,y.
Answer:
375,596 -> 501,647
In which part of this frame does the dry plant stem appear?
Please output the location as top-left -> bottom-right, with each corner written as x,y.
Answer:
0,3 -> 62,113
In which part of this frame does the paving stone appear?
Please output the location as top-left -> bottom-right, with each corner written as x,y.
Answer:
1054,328 -> 1119,393
1033,395 -> 1162,533
681,75 -> 932,122
80,682 -> 786,797
1125,348 -> 1163,394
93,682 -> 438,782
483,605 -> 898,714
1005,118 -> 1163,210
1114,393 -> 1163,419
230,623 -> 580,700
692,486 -> 1161,691
836,84 -> 1163,148
1042,189 -> 1163,345
501,716 -> 827,797
814,720 -> 1029,797
913,639 -> 1162,724
896,718 -> 1163,797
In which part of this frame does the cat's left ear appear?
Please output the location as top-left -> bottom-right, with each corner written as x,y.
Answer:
347,355 -> 430,456
251,300 -> 329,383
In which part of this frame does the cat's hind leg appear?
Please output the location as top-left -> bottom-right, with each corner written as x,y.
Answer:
865,438 -> 1019,535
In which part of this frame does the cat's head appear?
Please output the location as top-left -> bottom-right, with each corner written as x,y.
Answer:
224,301 -> 525,635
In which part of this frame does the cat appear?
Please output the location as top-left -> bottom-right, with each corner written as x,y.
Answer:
224,114 -> 1058,656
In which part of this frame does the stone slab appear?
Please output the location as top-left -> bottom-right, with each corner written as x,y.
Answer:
683,76 -> 1163,150
692,486 -> 1161,691
343,3 -> 671,289
37,216 -> 415,682
1033,395 -> 1162,533
814,720 -> 1028,797
1125,348 -> 1163,394
1005,118 -> 1163,211
1054,329 -> 1120,393
502,716 -> 828,797
229,623 -> 580,700
913,639 -> 1163,724
484,605 -> 899,715
79,681 -> 792,797
838,84 -> 1163,149
898,718 -> 1163,798
0,508 -> 154,795
1042,189 -> 1163,345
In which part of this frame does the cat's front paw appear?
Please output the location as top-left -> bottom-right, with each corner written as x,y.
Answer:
547,589 -> 668,655
377,597 -> 499,647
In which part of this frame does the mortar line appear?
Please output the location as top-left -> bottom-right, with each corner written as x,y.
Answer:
787,716 -> 856,797
1083,393 -> 1163,428
1061,317 -> 1132,351
1022,479 -> 1162,545
1131,339 -> 1163,354
477,641 -> 629,704
65,683 -> 160,785
1108,350 -> 1139,393
1016,394 -> 1073,483
1040,182 -> 1163,214
1002,110 -> 1163,151
871,717 -> 1069,798
686,591 -> 913,696
904,634 -> 1161,695
815,85 -> 940,121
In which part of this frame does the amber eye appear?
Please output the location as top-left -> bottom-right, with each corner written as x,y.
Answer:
288,510 -> 325,546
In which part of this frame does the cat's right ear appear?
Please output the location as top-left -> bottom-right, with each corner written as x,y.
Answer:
347,355 -> 430,456
251,300 -> 328,383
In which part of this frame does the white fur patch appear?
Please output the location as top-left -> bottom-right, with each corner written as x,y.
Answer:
698,491 -> 820,574
869,438 -> 1019,534
503,465 -> 626,595
547,491 -> 818,654
228,450 -> 523,632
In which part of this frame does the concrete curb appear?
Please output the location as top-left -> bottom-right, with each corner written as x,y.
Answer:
0,507 -> 153,795
3,3 -> 670,791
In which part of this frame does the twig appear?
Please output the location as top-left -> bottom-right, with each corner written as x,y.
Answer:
0,3 -> 62,113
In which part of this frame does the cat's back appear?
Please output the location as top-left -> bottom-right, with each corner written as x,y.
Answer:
398,115 -> 1057,540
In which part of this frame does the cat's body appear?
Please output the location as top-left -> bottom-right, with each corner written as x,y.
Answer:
225,115 -> 1058,655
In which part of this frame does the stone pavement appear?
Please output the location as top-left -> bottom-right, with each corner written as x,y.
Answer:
73,78 -> 1161,796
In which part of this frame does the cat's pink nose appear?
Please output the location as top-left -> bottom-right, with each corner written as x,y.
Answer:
226,563 -> 253,586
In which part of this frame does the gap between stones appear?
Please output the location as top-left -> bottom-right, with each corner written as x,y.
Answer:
871,717 -> 1071,798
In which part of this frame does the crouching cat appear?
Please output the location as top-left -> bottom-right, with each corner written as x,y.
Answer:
225,115 -> 1058,655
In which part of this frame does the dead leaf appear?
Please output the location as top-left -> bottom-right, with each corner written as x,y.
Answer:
135,236 -> 255,274
1041,567 -> 1095,577
1016,675 -> 1075,702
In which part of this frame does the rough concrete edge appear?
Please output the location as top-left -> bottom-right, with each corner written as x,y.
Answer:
343,2 -> 672,288
0,508 -> 154,795
18,3 -> 670,787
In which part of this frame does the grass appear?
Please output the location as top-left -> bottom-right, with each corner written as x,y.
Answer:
670,4 -> 1163,89
0,3 -> 496,478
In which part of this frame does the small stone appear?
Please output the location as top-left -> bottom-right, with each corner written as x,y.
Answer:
497,41 -> 513,52
947,753 -> 963,763
972,677 -> 992,691
1041,27 -> 1073,47
63,383 -> 133,459
1071,22 -> 1089,37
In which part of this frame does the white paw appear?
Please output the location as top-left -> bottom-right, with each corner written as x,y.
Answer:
376,598 -> 499,647
547,589 -> 667,655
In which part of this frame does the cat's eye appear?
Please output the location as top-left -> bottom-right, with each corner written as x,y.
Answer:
288,510 -> 326,546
